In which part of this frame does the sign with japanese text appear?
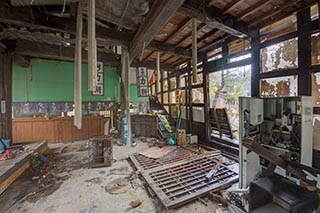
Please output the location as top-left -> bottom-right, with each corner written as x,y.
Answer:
92,62 -> 104,96
136,67 -> 149,97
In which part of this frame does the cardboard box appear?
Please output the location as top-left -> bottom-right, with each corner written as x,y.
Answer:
177,129 -> 186,145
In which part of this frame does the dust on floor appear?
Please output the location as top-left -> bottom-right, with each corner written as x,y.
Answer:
1,139 -> 220,213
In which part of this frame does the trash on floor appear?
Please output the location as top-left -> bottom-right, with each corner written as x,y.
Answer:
105,178 -> 131,194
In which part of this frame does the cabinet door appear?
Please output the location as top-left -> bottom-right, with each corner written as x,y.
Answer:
32,121 -> 55,142
57,119 -> 73,142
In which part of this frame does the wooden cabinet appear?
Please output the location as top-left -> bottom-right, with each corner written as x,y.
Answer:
12,116 -> 105,144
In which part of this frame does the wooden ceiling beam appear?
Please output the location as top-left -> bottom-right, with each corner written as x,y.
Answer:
148,41 -> 192,59
163,18 -> 192,44
131,60 -> 176,71
198,34 -> 232,52
0,4 -> 132,46
129,0 -> 185,60
14,40 -> 120,67
180,0 -> 250,38
143,51 -> 154,61
175,23 -> 206,47
249,0 -> 317,27
237,0 -> 273,20
162,55 -> 176,64
186,29 -> 220,49
224,0 -> 245,14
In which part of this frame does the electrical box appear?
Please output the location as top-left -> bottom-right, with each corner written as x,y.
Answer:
239,96 -> 313,188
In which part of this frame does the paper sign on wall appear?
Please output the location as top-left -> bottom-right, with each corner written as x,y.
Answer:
136,67 -> 149,97
92,62 -> 104,96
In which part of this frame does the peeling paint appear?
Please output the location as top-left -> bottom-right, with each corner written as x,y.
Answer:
260,75 -> 298,97
261,38 -> 298,73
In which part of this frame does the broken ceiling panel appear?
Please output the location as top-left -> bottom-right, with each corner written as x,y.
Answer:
260,38 -> 298,73
260,75 -> 298,98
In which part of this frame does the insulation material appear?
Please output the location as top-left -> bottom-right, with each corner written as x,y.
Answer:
260,38 -> 298,73
74,3 -> 83,129
260,75 -> 298,98
88,0 -> 97,91
312,72 -> 320,106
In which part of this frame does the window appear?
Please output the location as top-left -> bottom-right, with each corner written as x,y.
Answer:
311,4 -> 319,21
170,91 -> 176,104
157,94 -> 162,103
163,92 -> 169,104
230,53 -> 251,63
169,77 -> 177,90
163,79 -> 168,91
192,88 -> 204,103
180,76 -> 186,88
151,84 -> 156,95
260,75 -> 298,98
228,39 -> 251,55
193,107 -> 204,123
312,33 -> 320,65
192,73 -> 203,85
260,15 -> 297,42
260,38 -> 298,73
209,65 -> 251,139
312,72 -> 320,107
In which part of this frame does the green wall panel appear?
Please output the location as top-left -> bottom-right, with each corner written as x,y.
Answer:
130,84 -> 149,102
13,59 -> 121,102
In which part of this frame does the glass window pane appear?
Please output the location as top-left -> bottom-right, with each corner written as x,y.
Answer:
192,73 -> 203,85
193,107 -> 204,123
312,33 -> 320,65
228,38 -> 251,55
163,92 -> 169,104
157,80 -> 161,92
169,77 -> 177,90
260,38 -> 298,73
180,76 -> 186,88
192,88 -> 204,103
163,79 -> 168,91
311,4 -> 319,21
170,91 -> 176,104
163,105 -> 169,113
157,94 -> 162,103
151,84 -> 156,95
162,71 -> 168,79
260,75 -> 298,97
312,72 -> 320,107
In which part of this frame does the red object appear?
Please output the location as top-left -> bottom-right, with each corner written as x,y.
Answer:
149,70 -> 157,85
0,150 -> 13,160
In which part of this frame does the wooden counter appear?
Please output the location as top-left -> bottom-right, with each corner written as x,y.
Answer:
12,116 -> 105,143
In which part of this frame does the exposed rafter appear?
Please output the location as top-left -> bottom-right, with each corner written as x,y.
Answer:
223,0 -> 245,14
0,4 -> 132,46
148,41 -> 192,59
237,0 -> 273,20
131,60 -> 176,71
129,0 -> 185,60
175,23 -> 206,47
179,0 -> 250,38
163,18 -> 192,44
14,40 -> 120,67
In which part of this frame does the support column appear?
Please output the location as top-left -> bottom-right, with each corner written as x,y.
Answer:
0,53 -> 13,140
187,62 -> 193,133
201,53 -> 210,142
297,8 -> 312,96
250,28 -> 260,97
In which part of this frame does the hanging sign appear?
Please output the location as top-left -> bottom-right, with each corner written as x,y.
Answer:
92,62 -> 104,96
136,67 -> 149,97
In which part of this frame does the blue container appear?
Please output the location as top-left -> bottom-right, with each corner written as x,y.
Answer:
120,114 -> 132,145
0,139 -> 11,149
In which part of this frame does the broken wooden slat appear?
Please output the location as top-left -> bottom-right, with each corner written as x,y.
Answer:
206,159 -> 223,182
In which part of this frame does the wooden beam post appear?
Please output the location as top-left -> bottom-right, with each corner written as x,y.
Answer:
192,18 -> 198,84
297,8 -> 312,96
201,53 -> 210,142
250,28 -> 260,97
0,53 -> 13,140
74,3 -> 83,129
87,0 -> 97,92
129,0 -> 185,60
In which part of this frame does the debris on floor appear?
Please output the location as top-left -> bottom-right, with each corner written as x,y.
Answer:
138,145 -> 177,158
105,178 -> 131,194
129,145 -> 239,209
130,199 -> 143,208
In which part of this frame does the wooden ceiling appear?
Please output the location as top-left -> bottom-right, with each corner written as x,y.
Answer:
0,0 -> 318,71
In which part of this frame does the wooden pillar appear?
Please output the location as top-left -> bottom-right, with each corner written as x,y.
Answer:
297,8 -> 312,96
160,70 -> 164,104
202,53 -> 210,142
0,53 -> 13,140
250,28 -> 260,97
187,62 -> 193,133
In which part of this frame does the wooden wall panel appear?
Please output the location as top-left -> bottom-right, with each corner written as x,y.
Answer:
12,116 -> 105,143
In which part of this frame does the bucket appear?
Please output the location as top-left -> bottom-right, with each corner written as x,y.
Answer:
0,139 -> 11,149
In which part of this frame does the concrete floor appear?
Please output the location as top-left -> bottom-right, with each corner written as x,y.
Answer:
1,139 -> 220,213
